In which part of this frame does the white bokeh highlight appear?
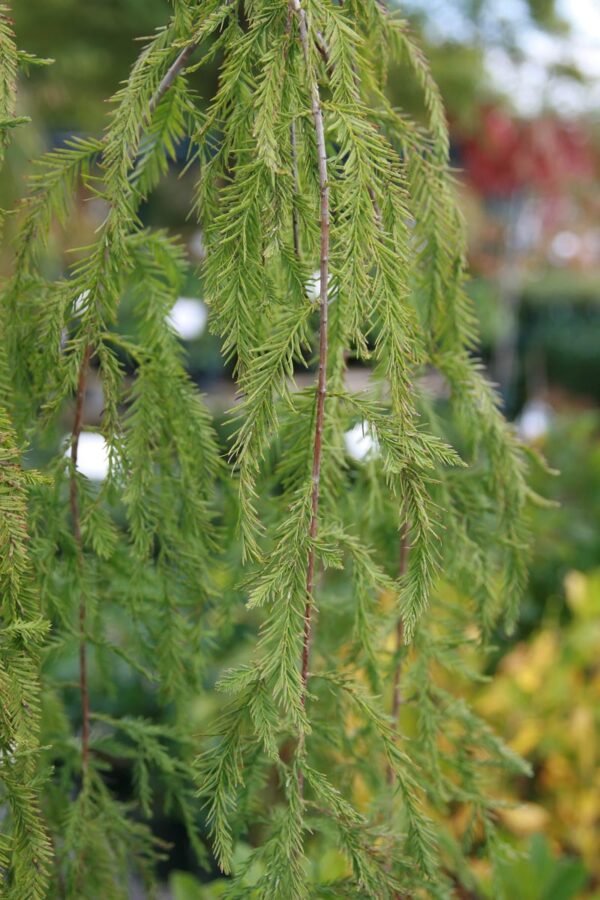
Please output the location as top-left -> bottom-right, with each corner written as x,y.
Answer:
306,270 -> 335,301
167,297 -> 208,341
66,432 -> 110,481
74,289 -> 91,315
550,231 -> 581,263
516,399 -> 552,443
344,422 -> 379,462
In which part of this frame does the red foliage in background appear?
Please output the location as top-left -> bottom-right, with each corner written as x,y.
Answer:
458,106 -> 596,197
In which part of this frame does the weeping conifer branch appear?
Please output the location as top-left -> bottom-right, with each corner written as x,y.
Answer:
65,21 -> 203,781
2,1 -> 538,895
290,0 -> 331,758
0,9 -> 53,896
194,1 -> 536,893
2,3 -> 223,893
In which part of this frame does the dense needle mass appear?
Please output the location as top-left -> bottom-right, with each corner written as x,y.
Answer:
0,1 -> 538,897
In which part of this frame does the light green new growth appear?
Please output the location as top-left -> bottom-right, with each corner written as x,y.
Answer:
0,9 -> 52,898
1,0 -> 538,897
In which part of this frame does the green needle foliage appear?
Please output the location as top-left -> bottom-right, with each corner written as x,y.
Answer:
0,0 -> 543,897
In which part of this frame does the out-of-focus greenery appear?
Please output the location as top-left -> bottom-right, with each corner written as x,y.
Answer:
13,1 -> 169,129
473,414 -> 600,895
14,0 -> 562,134
481,834 -> 588,900
526,414 -> 600,611
389,40 -> 490,129
404,0 -> 566,42
469,275 -> 600,406
520,277 -> 600,404
475,566 -> 600,888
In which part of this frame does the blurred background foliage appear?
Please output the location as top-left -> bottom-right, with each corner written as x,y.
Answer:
5,0 -> 600,896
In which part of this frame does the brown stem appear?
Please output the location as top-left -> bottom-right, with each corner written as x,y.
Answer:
386,522 -> 410,789
69,343 -> 92,774
311,24 -> 382,225
388,524 -> 411,899
147,42 -> 198,120
391,522 -> 410,727
315,30 -> 332,72
149,0 -> 237,115
290,0 -> 330,783
98,38 -> 199,156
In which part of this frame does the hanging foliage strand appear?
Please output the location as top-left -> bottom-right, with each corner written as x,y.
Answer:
0,0 -> 541,896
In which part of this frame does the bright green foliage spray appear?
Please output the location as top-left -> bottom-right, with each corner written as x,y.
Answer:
0,1 -> 541,897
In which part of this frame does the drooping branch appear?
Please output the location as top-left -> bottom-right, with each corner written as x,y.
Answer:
391,522 -> 410,729
383,523 -> 410,788
69,343 -> 92,774
290,0 -> 330,748
67,34 -> 201,778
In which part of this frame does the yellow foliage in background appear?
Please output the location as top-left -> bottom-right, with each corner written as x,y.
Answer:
474,568 -> 600,880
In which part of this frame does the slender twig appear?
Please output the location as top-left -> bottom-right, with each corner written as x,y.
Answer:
146,0 -> 237,121
315,30 -> 332,72
147,41 -> 198,120
388,524 -> 411,899
69,343 -> 92,774
290,0 -> 330,789
387,521 -> 410,788
391,523 -> 410,726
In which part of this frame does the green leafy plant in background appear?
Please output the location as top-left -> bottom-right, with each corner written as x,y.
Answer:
482,834 -> 587,900
1,0 -> 544,897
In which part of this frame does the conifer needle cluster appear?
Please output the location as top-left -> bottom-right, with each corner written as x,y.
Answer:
0,1 -> 542,897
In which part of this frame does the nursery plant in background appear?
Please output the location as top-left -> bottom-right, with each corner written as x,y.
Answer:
1,1 -> 543,897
